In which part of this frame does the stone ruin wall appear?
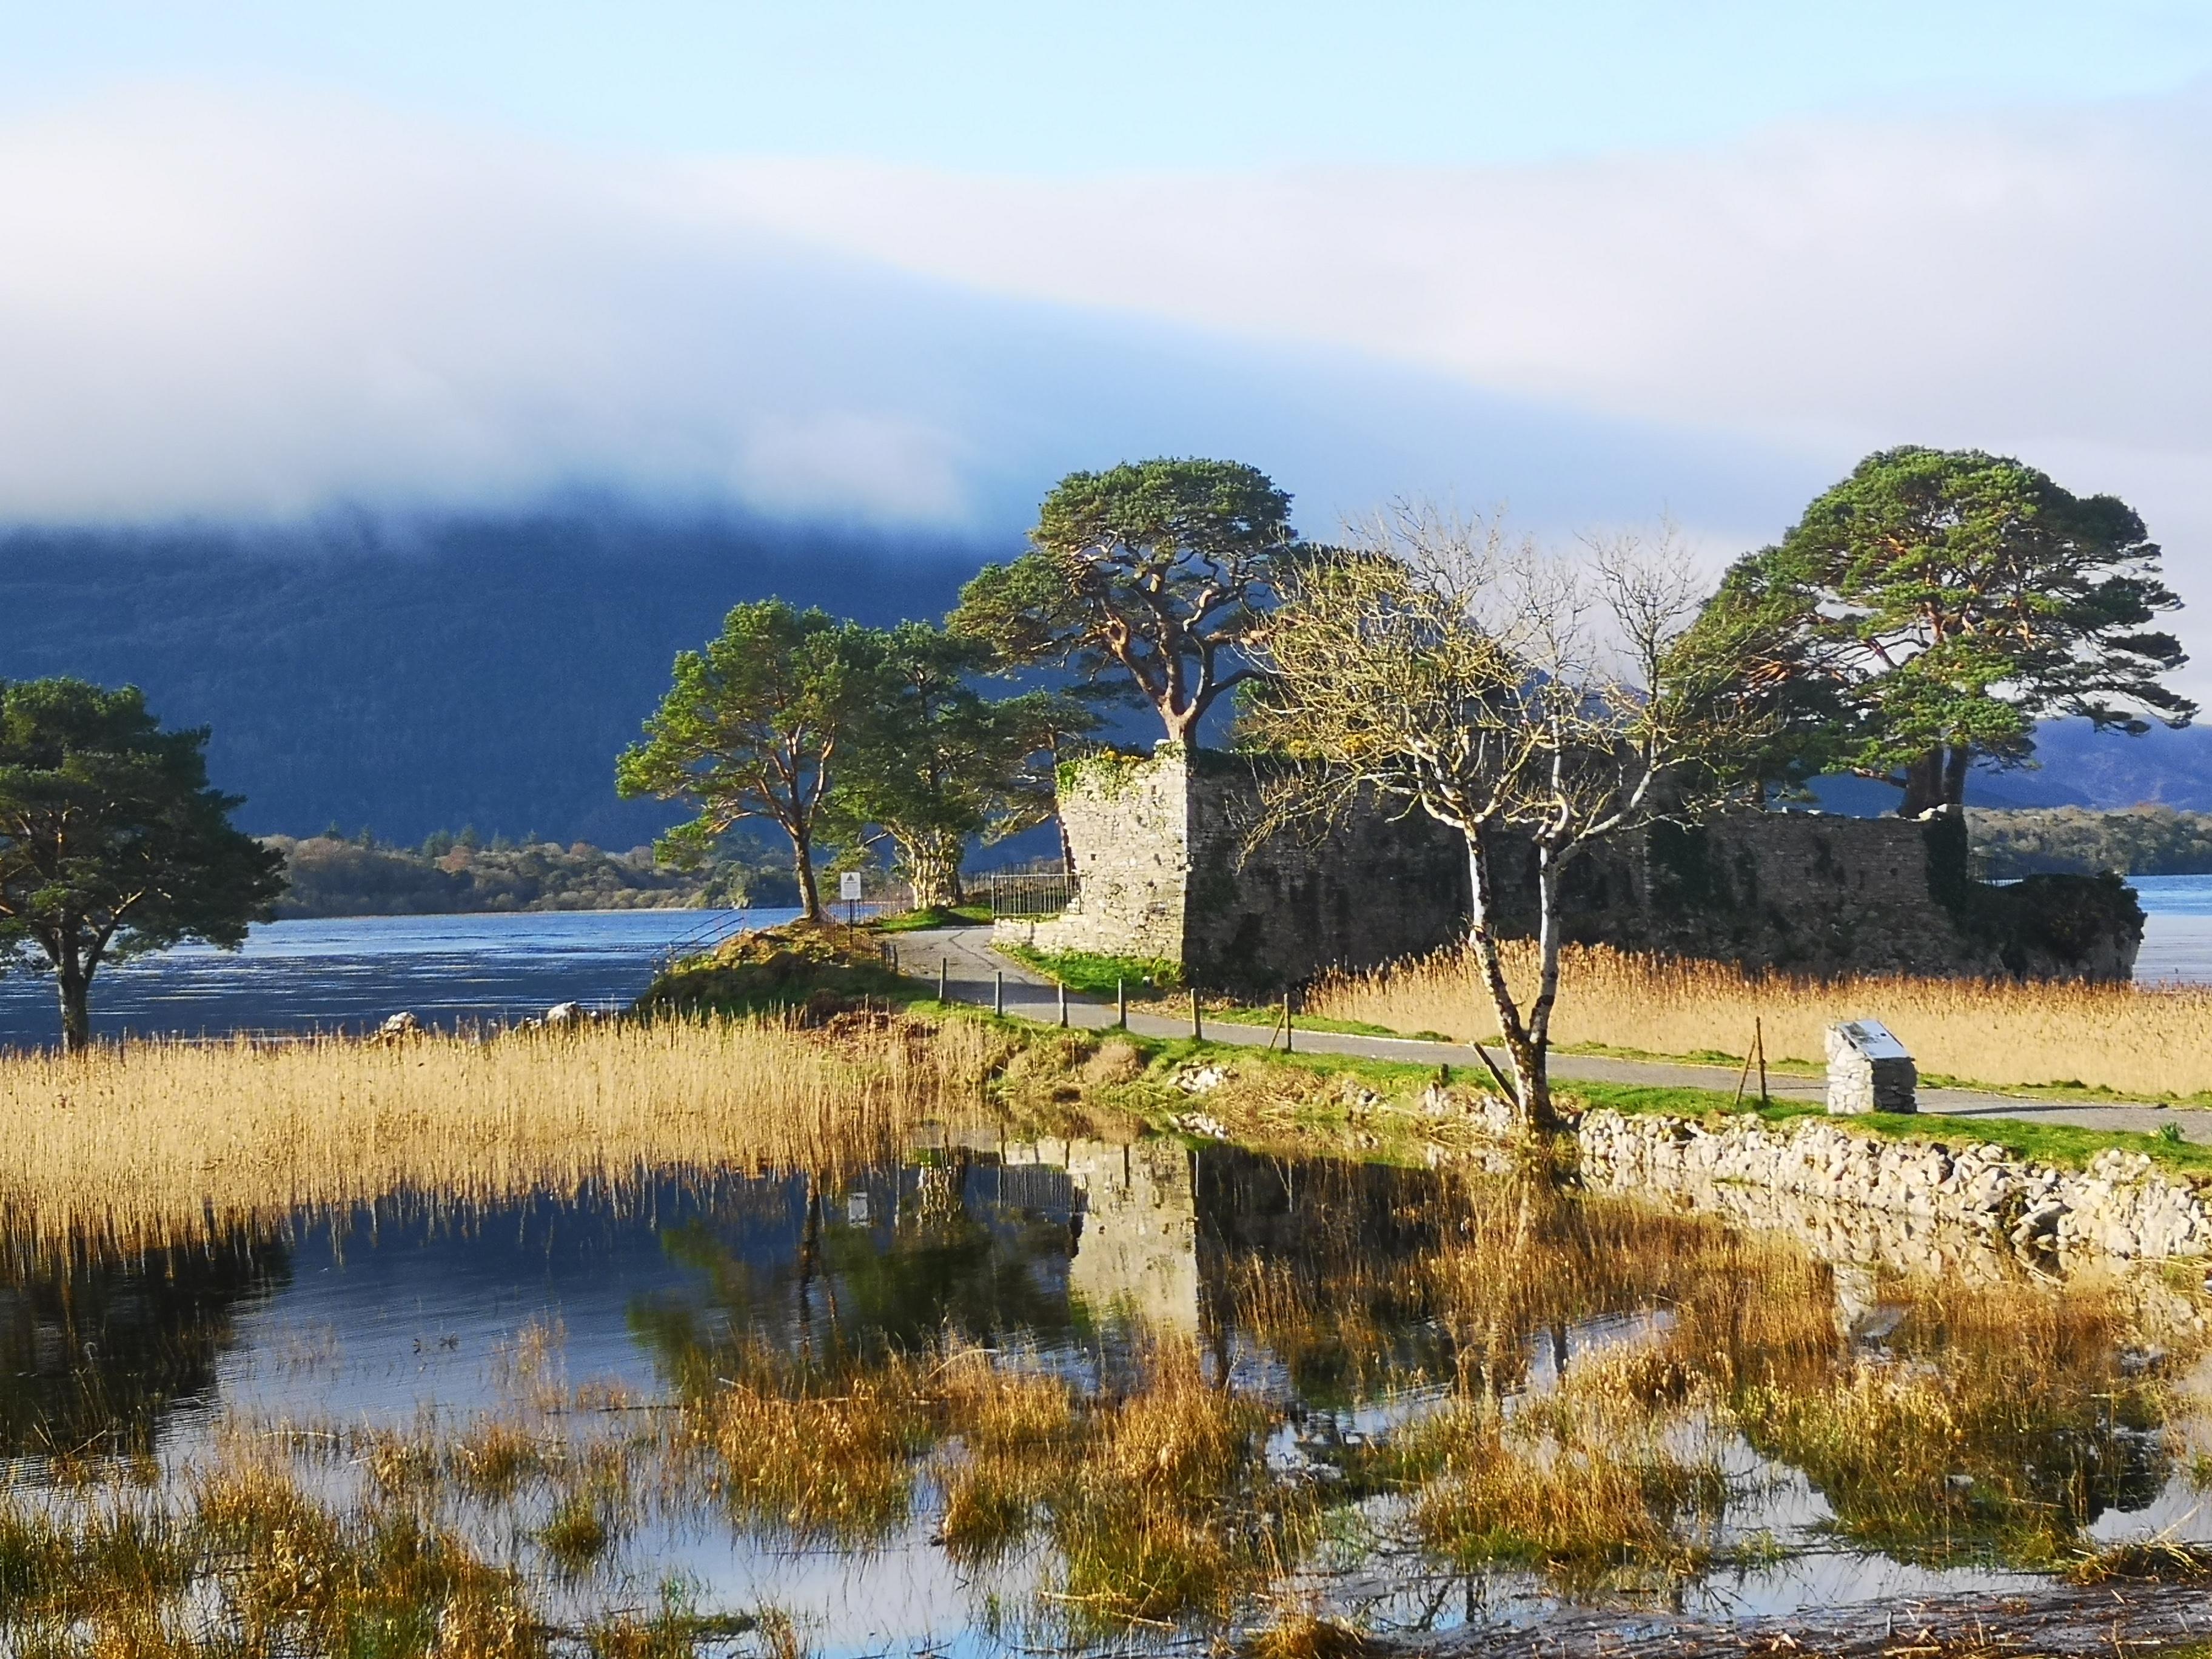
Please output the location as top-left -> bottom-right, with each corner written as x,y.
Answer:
1001,752 -> 2141,988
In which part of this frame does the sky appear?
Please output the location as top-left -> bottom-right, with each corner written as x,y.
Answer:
4,3 -> 2211,663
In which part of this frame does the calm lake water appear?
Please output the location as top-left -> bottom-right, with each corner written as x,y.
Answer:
4,1141 -> 2181,1650
2130,874 -> 2212,983
0,907 -> 798,1049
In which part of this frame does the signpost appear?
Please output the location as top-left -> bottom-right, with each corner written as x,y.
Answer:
839,871 -> 863,928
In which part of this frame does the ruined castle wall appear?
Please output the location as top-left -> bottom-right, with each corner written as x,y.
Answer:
1180,757 -> 1468,987
1002,754 -> 2140,987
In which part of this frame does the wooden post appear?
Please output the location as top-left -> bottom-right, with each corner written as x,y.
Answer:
1190,988 -> 1203,1041
1731,1039 -> 1755,1111
994,971 -> 1004,1017
1057,980 -> 1068,1028
1757,1017 -> 1768,1105
1283,990 -> 1294,1054
939,957 -> 949,1002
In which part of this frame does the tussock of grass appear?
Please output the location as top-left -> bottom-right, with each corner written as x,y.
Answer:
1398,1379 -> 1726,1587
2066,1537 -> 2212,1584
640,919 -> 911,1018
683,1354 -> 930,1543
1735,1273 -> 2167,1564
1312,940 -> 2212,1101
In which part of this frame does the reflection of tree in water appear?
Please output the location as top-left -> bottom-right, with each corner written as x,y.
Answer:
1194,1147 -> 1456,1406
0,1230 -> 289,1459
634,1154 -> 1081,1387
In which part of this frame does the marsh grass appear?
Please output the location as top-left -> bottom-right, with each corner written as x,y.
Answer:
1310,941 -> 2212,1099
0,1013 -> 1012,1254
1735,1272 -> 2171,1564
1396,1369 -> 1728,1589
676,1334 -> 1307,1630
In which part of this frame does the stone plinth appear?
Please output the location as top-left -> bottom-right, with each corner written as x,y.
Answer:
1826,1019 -> 1917,1114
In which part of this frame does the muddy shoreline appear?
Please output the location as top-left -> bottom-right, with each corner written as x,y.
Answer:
1404,1581 -> 2212,1656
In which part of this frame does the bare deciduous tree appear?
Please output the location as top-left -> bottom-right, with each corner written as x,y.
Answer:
1244,508 -> 1760,1135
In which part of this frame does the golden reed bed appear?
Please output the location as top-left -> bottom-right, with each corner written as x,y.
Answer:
1309,942 -> 2212,1100
0,1016 -> 1006,1255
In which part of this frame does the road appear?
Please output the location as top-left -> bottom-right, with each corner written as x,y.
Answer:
888,925 -> 2210,1145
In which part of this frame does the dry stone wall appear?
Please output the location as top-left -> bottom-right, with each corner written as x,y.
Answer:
1575,1107 -> 2212,1261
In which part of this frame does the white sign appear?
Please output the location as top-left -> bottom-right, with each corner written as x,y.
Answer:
839,872 -> 864,902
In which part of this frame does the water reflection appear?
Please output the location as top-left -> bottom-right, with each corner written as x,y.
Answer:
4,1141 -> 2210,1651
0,1230 -> 286,1462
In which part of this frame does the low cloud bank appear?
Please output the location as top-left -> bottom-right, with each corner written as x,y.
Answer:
0,89 -> 1816,546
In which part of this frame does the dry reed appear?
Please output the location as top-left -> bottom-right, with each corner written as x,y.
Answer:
0,1015 -> 1010,1255
1310,942 -> 2212,1098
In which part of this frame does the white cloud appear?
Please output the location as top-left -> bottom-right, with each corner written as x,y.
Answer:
692,98 -> 2212,464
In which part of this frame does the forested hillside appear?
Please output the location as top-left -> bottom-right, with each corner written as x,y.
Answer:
0,510 -> 989,845
1968,806 -> 2212,877
265,831 -> 800,917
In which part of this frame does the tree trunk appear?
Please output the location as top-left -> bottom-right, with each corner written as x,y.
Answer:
56,960 -> 90,1056
903,831 -> 965,909
1161,697 -> 1202,754
1462,832 -> 1560,1138
791,831 -> 822,922
1898,751 -> 1946,817
1940,743 -> 1972,814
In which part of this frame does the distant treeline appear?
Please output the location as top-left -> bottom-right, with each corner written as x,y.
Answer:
264,831 -> 800,918
1967,806 -> 2212,878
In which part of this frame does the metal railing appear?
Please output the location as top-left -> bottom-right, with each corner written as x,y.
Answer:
987,871 -> 1078,920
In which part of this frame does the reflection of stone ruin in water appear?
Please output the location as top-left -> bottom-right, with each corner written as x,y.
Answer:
1003,1139 -> 1200,1333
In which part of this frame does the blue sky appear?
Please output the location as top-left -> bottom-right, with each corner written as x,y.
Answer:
11,2 -> 2211,169
2,2 -> 2209,682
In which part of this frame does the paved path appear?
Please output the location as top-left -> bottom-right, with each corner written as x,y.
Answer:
888,926 -> 2210,1144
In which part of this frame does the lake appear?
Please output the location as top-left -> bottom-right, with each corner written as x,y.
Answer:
2130,873 -> 2212,983
0,907 -> 796,1049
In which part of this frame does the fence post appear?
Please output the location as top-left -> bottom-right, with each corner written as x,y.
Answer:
939,957 -> 950,1002
1190,988 -> 1203,1042
1117,977 -> 1127,1030
1284,990 -> 1293,1054
1057,980 -> 1068,1028
994,971 -> 1004,1017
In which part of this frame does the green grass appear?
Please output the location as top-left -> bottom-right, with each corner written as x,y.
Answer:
871,903 -> 992,933
999,943 -> 1184,996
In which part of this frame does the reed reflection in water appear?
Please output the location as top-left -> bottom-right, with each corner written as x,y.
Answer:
4,1140 -> 2211,1655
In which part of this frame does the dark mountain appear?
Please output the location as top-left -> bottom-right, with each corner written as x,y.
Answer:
0,510 -> 997,845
